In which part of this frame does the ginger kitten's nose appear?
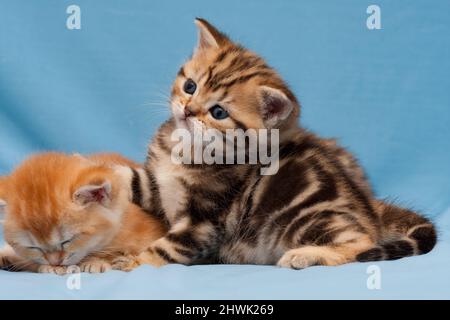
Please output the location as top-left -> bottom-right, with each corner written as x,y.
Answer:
46,251 -> 63,266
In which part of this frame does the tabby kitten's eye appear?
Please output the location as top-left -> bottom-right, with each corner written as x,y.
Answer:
209,105 -> 229,120
183,79 -> 197,94
27,246 -> 43,252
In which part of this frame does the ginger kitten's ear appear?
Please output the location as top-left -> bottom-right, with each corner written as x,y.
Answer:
194,18 -> 230,51
259,86 -> 295,128
73,181 -> 112,207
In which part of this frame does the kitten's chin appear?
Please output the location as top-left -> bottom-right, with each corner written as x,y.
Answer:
174,116 -> 199,135
174,116 -> 189,131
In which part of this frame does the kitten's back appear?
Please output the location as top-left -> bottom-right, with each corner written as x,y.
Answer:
88,153 -> 142,168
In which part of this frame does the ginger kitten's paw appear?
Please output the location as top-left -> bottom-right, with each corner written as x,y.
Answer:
79,260 -> 112,273
136,250 -> 168,268
111,250 -> 168,271
0,254 -> 15,270
0,245 -> 33,272
0,248 -> 15,270
0,245 -> 16,266
277,246 -> 346,269
111,254 -> 141,272
38,265 -> 69,275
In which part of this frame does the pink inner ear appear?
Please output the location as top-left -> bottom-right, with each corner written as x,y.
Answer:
264,95 -> 285,119
74,182 -> 111,206
90,188 -> 107,202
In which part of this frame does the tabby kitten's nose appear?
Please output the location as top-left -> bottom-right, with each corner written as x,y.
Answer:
184,106 -> 195,118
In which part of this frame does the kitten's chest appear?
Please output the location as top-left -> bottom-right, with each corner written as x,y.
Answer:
152,161 -> 188,224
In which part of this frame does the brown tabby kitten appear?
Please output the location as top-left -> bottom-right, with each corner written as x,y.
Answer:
116,18 -> 436,270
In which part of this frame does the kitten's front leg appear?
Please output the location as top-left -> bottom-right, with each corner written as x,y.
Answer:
113,221 -> 218,270
38,257 -> 112,275
111,238 -> 182,271
38,265 -> 69,275
39,258 -> 112,275
146,221 -> 218,266
79,256 -> 112,273
0,244 -> 18,270
111,253 -> 164,272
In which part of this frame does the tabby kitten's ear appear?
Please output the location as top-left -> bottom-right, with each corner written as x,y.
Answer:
194,18 -> 230,51
73,181 -> 112,207
259,86 -> 295,128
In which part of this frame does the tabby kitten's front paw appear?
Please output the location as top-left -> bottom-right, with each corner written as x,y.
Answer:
277,246 -> 347,269
277,251 -> 318,270
38,265 -> 69,275
79,260 -> 112,273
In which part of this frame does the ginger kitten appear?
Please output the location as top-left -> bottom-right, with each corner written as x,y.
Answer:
114,18 -> 436,270
0,153 -> 166,274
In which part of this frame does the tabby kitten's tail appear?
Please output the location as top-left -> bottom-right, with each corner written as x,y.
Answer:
356,201 -> 437,262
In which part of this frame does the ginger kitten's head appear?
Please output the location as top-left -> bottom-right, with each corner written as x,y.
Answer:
0,153 -> 128,266
170,18 -> 300,136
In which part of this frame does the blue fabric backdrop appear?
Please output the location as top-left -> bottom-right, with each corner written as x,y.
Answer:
0,0 -> 449,299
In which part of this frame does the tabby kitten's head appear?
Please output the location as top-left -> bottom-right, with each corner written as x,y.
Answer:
171,18 -> 300,136
0,153 -> 129,266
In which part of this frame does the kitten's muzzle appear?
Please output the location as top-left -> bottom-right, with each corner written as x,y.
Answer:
184,106 -> 195,118
45,251 -> 64,266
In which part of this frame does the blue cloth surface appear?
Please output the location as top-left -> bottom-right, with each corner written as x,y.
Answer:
0,210 -> 449,299
0,0 -> 449,299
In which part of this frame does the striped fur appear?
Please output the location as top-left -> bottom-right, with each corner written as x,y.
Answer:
118,19 -> 437,269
